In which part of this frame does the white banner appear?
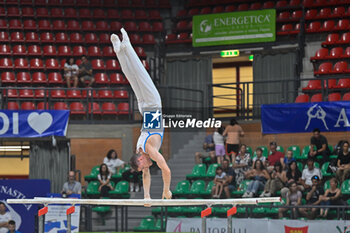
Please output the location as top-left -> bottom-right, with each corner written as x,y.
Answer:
44,205 -> 80,233
166,218 -> 350,233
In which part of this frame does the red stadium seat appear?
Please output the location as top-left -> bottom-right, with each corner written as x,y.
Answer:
54,102 -> 68,109
7,7 -> 20,17
333,61 -> 348,73
1,72 -> 15,84
324,79 -> 337,89
132,0 -> 144,7
47,0 -> 60,6
117,103 -> 129,115
61,0 -> 75,6
52,20 -> 66,31
318,8 -> 331,19
72,46 -> 86,57
343,92 -> 350,101
99,33 -> 110,44
64,8 -> 77,18
152,22 -> 163,32
32,72 -> 47,84
0,31 -> 9,42
14,58 -> 29,70
36,8 -> 49,18
90,0 -> 103,6
124,21 -> 138,31
70,33 -> 83,44
129,34 -> 142,44
0,19 -> 7,30
110,21 -> 122,31
276,0 -> 288,8
262,1 -> 275,9
43,45 -> 57,56
19,89 -> 35,98
88,102 -> 102,114
7,102 -> 19,110
46,59 -> 60,70
250,2 -> 262,10
329,47 -> 343,59
305,9 -> 318,20
335,19 -> 350,31
67,20 -> 80,31
188,8 -> 199,16
165,33 -> 176,43
107,9 -> 120,20
212,6 -> 225,13
51,8 -> 63,18
0,7 -> 4,17
0,58 -> 13,69
5,89 -> 18,98
82,88 -> 98,98
70,102 -> 85,115
103,46 -> 114,57
176,20 -> 188,31
21,102 -> 35,110
76,0 -> 89,7
17,72 -> 31,84
88,46 -> 102,57
311,93 -> 323,102
339,33 -> 350,44
114,90 -> 128,99
55,33 -> 69,44
290,0 -> 301,6
110,73 -> 125,84
118,0 -> 130,7
139,22 -> 152,32
307,21 -> 321,33
302,80 -> 322,91
143,34 -> 155,44
94,73 -> 109,85
0,44 -> 11,55
320,20 -> 335,32
40,32 -> 55,43
336,79 -> 350,88
79,8 -> 91,19
237,3 -> 249,11
344,47 -> 350,58
91,59 -> 105,70
328,93 -> 341,101
106,59 -> 120,71
11,31 -> 24,42
81,20 -> 96,31
149,10 -> 161,20
22,7 -> 35,17
102,102 -> 117,115
278,12 -> 290,21
85,33 -> 98,44
315,62 -> 332,75
93,9 -> 105,19
310,48 -> 328,61
23,20 -> 37,30
58,46 -> 72,57
121,9 -> 134,19
96,21 -> 109,31
34,89 -> 47,99
135,47 -> 146,58
200,7 -> 211,15
48,72 -> 63,84
30,58 -> 44,70
98,89 -> 113,98
67,90 -> 82,99
38,20 -> 51,30
322,33 -> 339,46
25,32 -> 39,43
333,7 -> 346,18
291,10 -> 302,20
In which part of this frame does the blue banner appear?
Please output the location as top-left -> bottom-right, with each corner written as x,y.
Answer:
261,101 -> 350,134
0,111 -> 69,138
1,179 -> 50,233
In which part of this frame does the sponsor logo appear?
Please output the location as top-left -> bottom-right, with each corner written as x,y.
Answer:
284,225 -> 308,233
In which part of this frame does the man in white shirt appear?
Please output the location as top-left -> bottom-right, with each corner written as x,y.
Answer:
0,202 -> 11,233
301,158 -> 322,190
64,58 -> 79,88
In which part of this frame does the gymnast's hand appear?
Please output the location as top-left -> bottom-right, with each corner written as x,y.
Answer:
162,190 -> 172,200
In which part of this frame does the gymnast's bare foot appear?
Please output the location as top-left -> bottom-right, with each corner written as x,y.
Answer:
144,195 -> 152,207
121,28 -> 129,42
110,33 -> 120,54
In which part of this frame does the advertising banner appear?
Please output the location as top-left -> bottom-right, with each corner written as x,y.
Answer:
261,101 -> 350,134
0,110 -> 69,138
1,179 -> 50,233
192,9 -> 276,47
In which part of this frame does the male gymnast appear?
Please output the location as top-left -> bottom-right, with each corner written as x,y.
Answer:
111,29 -> 172,203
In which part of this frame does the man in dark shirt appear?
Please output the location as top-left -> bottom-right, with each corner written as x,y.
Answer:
309,128 -> 330,163
222,159 -> 235,198
299,175 -> 324,219
78,55 -> 94,87
195,133 -> 215,164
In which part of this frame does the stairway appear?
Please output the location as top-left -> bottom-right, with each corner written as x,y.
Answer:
91,130 -> 206,231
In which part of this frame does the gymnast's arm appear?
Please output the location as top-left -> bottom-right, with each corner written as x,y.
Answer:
142,167 -> 151,199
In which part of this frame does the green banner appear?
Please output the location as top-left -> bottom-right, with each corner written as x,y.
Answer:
193,9 -> 276,47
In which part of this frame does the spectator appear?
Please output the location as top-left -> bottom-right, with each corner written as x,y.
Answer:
266,142 -> 284,171
309,128 -> 330,163
283,149 -> 296,170
0,202 -> 11,233
252,147 -> 266,168
222,159 -> 236,198
301,159 -> 322,191
299,175 -> 324,219
98,163 -> 114,197
103,149 -> 125,175
78,55 -> 94,87
233,144 -> 251,186
213,126 -> 225,164
281,161 -> 303,198
61,171 -> 82,196
260,161 -> 286,197
336,141 -> 350,183
63,57 -> 79,88
242,160 -> 270,198
7,220 -> 20,233
195,133 -> 215,164
122,167 -> 142,192
319,178 -> 343,217
278,181 -> 302,219
223,118 -> 244,161
212,166 -> 226,198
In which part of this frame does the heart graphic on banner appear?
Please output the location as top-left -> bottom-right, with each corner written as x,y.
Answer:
27,112 -> 53,134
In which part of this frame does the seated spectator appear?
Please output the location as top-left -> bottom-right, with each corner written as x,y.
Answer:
242,160 -> 270,198
283,149 -> 296,170
98,163 -> 114,197
7,220 -> 21,233
103,149 -> 125,175
0,202 -> 11,233
122,166 -> 142,192
61,170 -> 82,196
299,175 -> 324,219
222,159 -> 236,198
213,126 -> 225,165
281,161 -> 304,198
336,141 -> 350,183
233,144 -> 251,186
309,128 -> 330,163
212,166 -> 226,198
223,118 -> 244,161
301,158 -> 322,191
63,57 -> 79,88
260,161 -> 286,197
78,55 -> 94,87
278,181 -> 302,219
252,147 -> 266,168
319,178 -> 343,217
195,133 -> 215,164
266,142 -> 284,172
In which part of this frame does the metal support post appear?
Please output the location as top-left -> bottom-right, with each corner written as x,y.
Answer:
227,206 -> 237,233
201,207 -> 212,233
38,206 -> 48,233
66,206 -> 75,233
